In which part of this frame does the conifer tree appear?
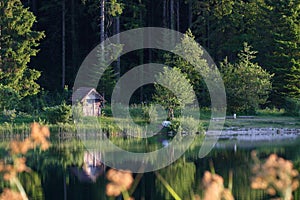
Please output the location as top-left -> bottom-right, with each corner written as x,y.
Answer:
0,0 -> 44,102
220,43 -> 273,113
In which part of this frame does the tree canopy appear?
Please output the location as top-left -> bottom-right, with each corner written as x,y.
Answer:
1,0 -> 300,113
154,67 -> 195,120
220,43 -> 273,113
0,0 -> 44,109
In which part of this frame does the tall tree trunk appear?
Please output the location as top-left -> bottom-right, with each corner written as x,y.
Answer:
148,0 -> 153,64
62,0 -> 66,89
115,16 -> 121,99
139,6 -> 144,102
32,0 -> 37,14
71,0 -> 77,81
176,0 -> 180,31
188,1 -> 192,28
116,16 -> 120,79
0,24 -> 2,65
170,0 -> 174,30
207,13 -> 210,49
100,0 -> 105,43
63,176 -> 67,200
163,0 -> 167,28
0,1 -> 2,65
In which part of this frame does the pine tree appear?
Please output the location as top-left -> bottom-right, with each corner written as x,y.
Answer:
259,0 -> 300,104
164,29 -> 209,105
285,61 -> 300,98
220,43 -> 273,113
0,0 -> 44,99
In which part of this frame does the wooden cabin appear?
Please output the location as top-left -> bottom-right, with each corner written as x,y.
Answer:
72,87 -> 105,116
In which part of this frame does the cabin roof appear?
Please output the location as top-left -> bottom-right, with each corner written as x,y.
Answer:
72,87 -> 104,103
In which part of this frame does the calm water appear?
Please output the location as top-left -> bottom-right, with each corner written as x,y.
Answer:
1,130 -> 300,200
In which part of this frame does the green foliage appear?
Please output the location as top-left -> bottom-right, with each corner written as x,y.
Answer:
192,0 -> 300,107
107,0 -> 123,17
285,61 -> 300,99
283,98 -> 300,117
169,119 -> 180,133
0,0 -> 44,98
251,0 -> 300,104
1,109 -> 17,122
192,0 -> 241,60
17,88 -> 71,114
94,44 -> 122,101
154,67 -> 195,120
165,29 -> 210,105
19,171 -> 44,199
170,116 -> 204,134
121,0 -> 146,29
7,0 -> 298,113
156,158 -> 196,200
256,107 -> 285,116
42,102 -> 72,124
220,43 -> 273,114
128,103 -> 166,125
101,105 -> 112,117
0,85 -> 19,110
142,104 -> 159,124
128,104 -> 147,124
72,103 -> 84,123
0,85 -> 71,115
0,111 -> 37,124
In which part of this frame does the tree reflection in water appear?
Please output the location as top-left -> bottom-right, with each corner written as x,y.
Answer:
1,129 -> 300,199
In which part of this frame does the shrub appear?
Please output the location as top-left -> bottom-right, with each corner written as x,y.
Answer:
220,43 -> 273,114
256,107 -> 285,116
170,117 -> 204,134
101,106 -> 112,117
42,102 -> 72,124
0,85 -> 19,110
1,109 -> 17,122
142,104 -> 167,124
284,98 -> 300,117
129,104 -> 144,121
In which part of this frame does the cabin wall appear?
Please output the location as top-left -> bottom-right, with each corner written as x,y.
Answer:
82,99 -> 101,116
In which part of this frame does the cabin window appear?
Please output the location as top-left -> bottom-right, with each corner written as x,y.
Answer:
87,99 -> 95,104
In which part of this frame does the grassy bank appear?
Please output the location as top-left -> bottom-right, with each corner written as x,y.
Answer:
223,108 -> 299,129
0,107 -> 299,135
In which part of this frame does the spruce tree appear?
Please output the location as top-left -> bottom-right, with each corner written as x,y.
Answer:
0,0 -> 44,102
220,43 -> 273,113
164,29 -> 210,105
261,0 -> 300,104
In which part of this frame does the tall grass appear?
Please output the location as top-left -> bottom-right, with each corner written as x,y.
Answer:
256,107 -> 285,116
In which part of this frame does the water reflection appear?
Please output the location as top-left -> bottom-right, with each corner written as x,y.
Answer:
71,151 -> 105,183
155,158 -> 196,199
1,131 -> 300,199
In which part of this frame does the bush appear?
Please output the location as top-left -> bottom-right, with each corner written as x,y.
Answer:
256,107 -> 285,116
101,106 -> 112,117
42,102 -> 72,124
18,88 -> 71,114
0,85 -> 19,110
129,104 -> 144,120
170,117 -> 204,134
128,103 -> 161,124
142,104 -> 168,124
284,98 -> 300,117
220,43 -> 273,114
1,109 -> 17,122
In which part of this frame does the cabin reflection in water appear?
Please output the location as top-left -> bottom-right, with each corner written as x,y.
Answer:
71,151 -> 105,182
